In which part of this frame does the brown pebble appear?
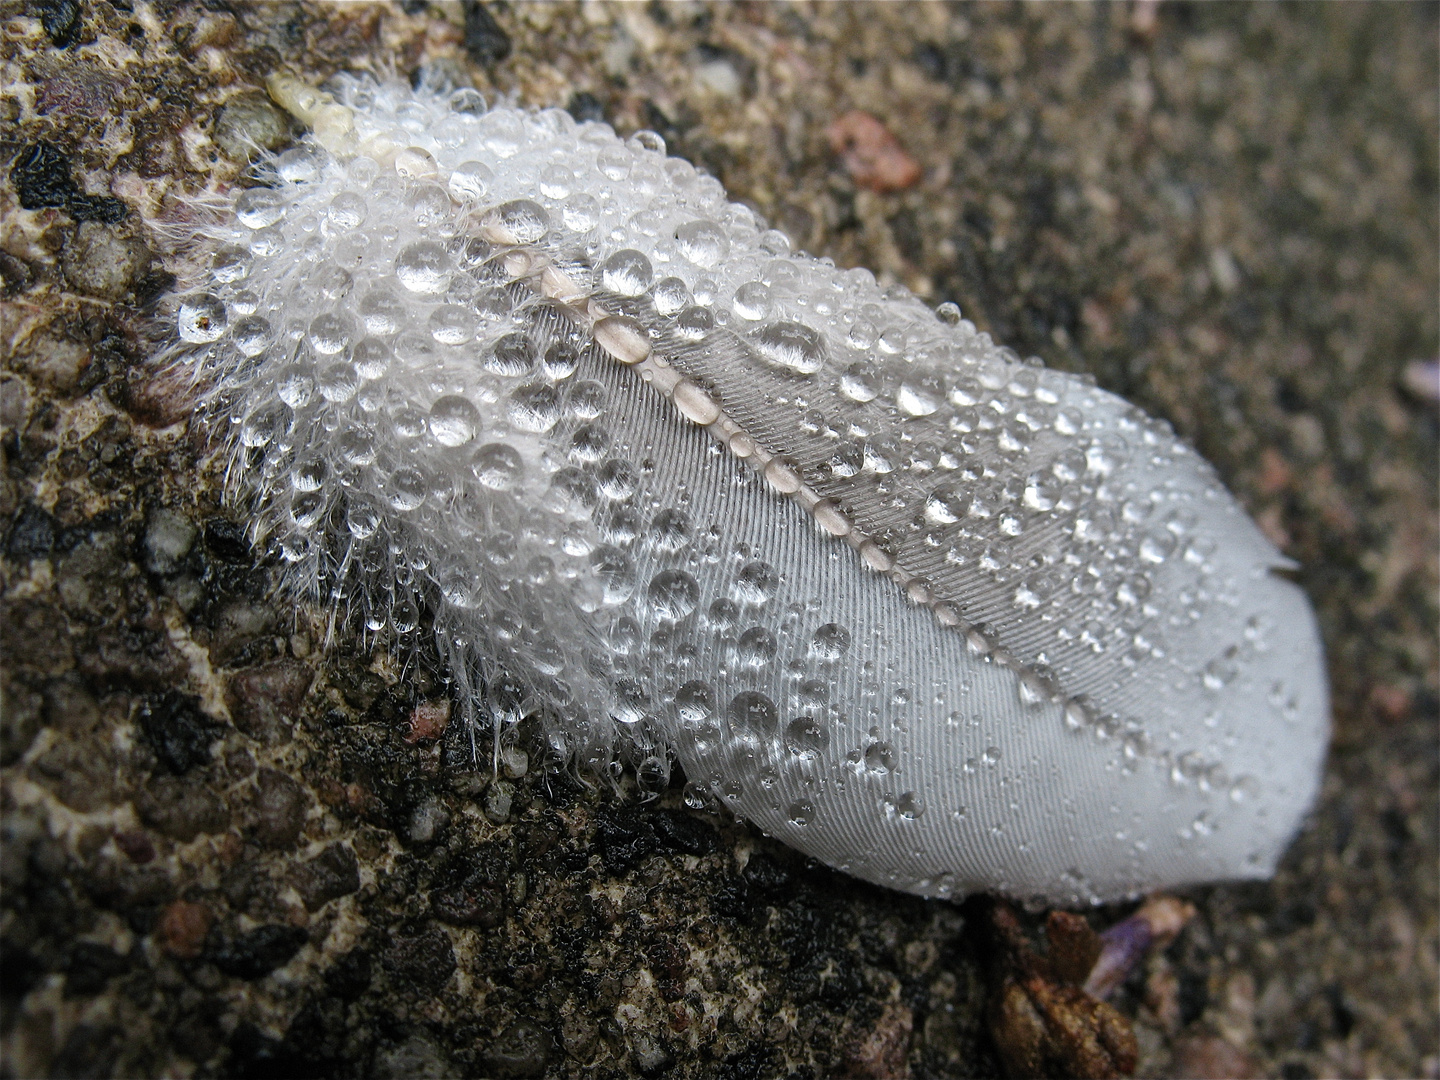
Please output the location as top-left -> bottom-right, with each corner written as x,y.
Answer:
61,221 -> 152,301
225,659 -> 312,743
1170,1034 -> 1261,1080
114,830 -> 156,863
250,767 -> 309,849
827,110 -> 922,193
404,699 -> 451,743
156,899 -> 213,959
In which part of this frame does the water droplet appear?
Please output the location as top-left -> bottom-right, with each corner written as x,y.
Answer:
178,294 -> 227,343
736,626 -> 778,668
750,321 -> 827,375
473,442 -> 523,490
864,741 -> 897,775
562,192 -> 600,232
395,240 -> 452,294
732,281 -> 772,321
810,623 -> 852,661
726,690 -> 778,735
308,312 -> 353,355
647,569 -> 699,622
235,188 -> 285,229
387,466 -> 428,511
612,677 -> 649,724
508,383 -> 562,432
429,395 -> 481,447
600,249 -> 654,296
675,219 -> 729,268
784,716 -> 829,759
483,199 -> 550,245
649,508 -> 690,553
597,459 -> 638,501
840,361 -> 881,402
896,792 -> 925,820
448,160 -> 493,202
358,288 -> 407,336
787,800 -> 815,827
734,561 -> 779,605
486,333 -> 535,377
429,304 -> 478,345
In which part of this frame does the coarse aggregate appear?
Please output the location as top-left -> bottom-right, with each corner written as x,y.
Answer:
1,3 -> 1435,1078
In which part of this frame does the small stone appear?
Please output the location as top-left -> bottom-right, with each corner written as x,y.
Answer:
65,942 -> 129,996
403,699 -> 450,743
827,110 -> 922,193
481,1018 -> 554,1079
373,1035 -> 453,1080
6,503 -> 56,558
61,221 -> 152,301
142,508 -> 197,575
135,775 -> 230,841
462,1 -> 511,66
213,93 -> 294,161
155,899 -> 213,959
380,925 -> 455,995
292,842 -> 360,911
11,331 -> 91,394
226,659 -> 312,742
483,779 -> 514,823
405,796 -> 449,844
136,690 -> 220,774
250,767 -> 309,849
210,923 -> 308,979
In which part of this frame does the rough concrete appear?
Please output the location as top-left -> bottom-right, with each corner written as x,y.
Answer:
2,3 -> 1435,1078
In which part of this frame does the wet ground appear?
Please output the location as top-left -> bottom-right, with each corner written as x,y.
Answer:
2,3 -> 1435,1077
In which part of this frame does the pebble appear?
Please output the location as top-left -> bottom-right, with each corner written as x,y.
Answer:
60,221 -> 151,300
212,93 -> 293,161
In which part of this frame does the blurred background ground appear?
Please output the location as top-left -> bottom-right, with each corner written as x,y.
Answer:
1,3 -> 1435,1078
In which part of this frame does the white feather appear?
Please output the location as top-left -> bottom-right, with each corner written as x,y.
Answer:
163,77 -> 1328,904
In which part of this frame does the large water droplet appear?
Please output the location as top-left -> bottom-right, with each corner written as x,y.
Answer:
750,321 -> 827,375
473,442 -> 523,490
647,569 -> 699,622
734,561 -> 779,605
178,294 -> 227,343
810,623 -> 852,661
508,383 -> 562,432
395,240 -> 452,294
429,396 -> 480,447
674,219 -> 729,268
726,690 -> 778,735
600,249 -> 654,296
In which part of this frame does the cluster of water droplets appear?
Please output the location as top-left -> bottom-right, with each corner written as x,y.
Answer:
167,77 -> 1327,904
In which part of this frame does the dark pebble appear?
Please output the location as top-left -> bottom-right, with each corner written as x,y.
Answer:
64,941 -> 128,997
225,659 -> 312,743
462,1 -> 510,66
6,502 -> 55,558
481,1018 -> 555,1079
210,923 -> 307,980
36,0 -> 81,47
135,775 -> 229,841
10,142 -> 127,223
431,879 -> 504,928
650,808 -> 717,856
136,690 -> 220,774
250,767 -> 309,849
323,946 -> 372,1000
380,924 -> 455,995
293,842 -> 359,912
